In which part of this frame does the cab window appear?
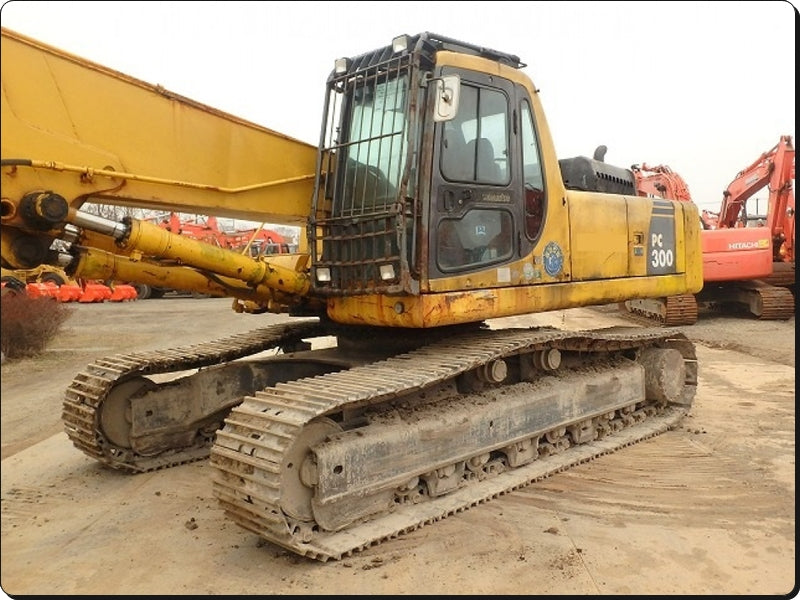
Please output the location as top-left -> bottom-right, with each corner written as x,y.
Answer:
440,85 -> 509,186
521,99 -> 545,239
437,209 -> 513,270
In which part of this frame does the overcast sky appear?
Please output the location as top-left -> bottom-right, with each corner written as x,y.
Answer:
0,0 -> 795,213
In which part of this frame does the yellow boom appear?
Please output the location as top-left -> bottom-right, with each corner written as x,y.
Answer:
1,27 -> 317,225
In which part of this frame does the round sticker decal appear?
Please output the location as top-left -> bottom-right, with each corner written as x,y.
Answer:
543,241 -> 564,277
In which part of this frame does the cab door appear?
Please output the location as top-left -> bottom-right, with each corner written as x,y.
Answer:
427,68 -> 520,287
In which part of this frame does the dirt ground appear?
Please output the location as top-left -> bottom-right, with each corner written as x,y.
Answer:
0,297 -> 795,596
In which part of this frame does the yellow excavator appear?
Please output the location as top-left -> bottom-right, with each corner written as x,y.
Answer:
1,28 -> 703,561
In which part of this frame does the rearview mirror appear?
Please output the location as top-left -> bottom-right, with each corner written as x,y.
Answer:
433,75 -> 460,122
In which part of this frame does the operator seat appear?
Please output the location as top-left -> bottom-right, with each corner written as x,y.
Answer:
442,123 -> 471,181
466,137 -> 500,182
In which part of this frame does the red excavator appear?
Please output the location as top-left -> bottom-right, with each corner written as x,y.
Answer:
625,135 -> 795,324
155,212 -> 236,248
713,135 -> 795,292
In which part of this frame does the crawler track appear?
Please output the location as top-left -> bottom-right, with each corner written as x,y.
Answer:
696,281 -> 795,320
210,326 -> 697,561
762,262 -> 795,290
733,281 -> 795,320
620,294 -> 699,326
621,282 -> 795,326
62,319 -> 327,472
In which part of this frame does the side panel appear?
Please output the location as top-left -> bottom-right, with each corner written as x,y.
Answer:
568,192 -> 629,280
701,228 -> 773,281
570,193 -> 692,282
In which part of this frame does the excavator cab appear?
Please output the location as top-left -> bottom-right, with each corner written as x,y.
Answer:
309,33 -> 541,299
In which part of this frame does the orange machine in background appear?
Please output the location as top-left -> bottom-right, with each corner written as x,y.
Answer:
155,212 -> 292,256
627,135 -> 795,323
708,135 -> 795,287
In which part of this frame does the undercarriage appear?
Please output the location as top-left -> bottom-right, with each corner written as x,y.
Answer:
696,280 -> 795,320
62,320 -> 697,560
